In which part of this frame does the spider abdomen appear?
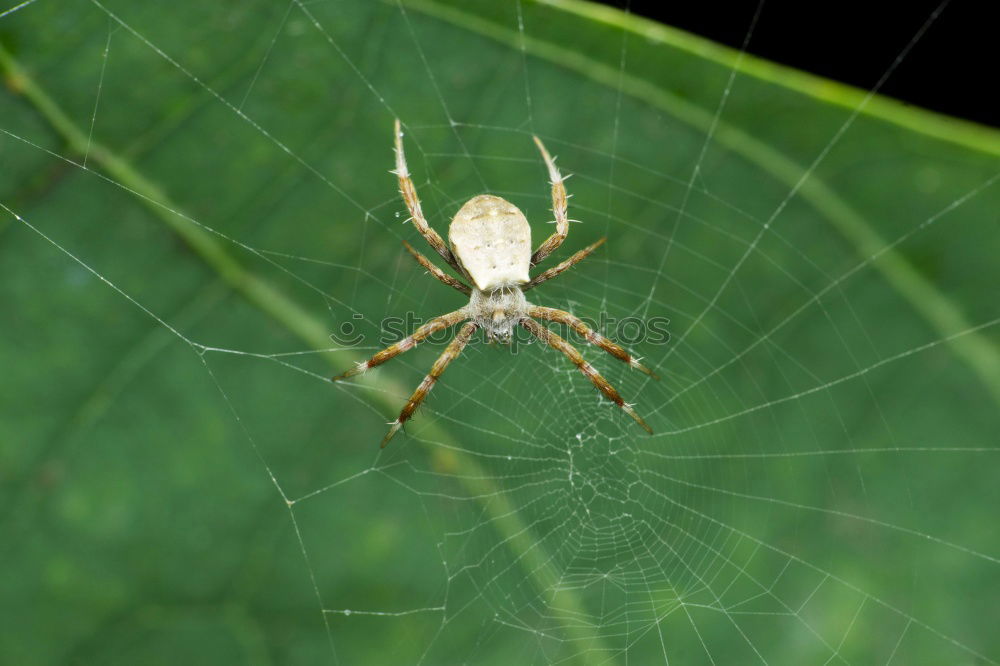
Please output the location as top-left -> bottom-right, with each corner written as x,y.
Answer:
449,194 -> 531,291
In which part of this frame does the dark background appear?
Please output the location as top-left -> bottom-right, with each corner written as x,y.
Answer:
594,0 -> 997,128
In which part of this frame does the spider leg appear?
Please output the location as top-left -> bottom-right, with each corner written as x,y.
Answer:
382,321 -> 478,447
521,318 -> 653,434
527,305 -> 658,379
402,240 -> 471,295
529,135 -> 570,267
523,238 -> 605,291
331,309 -> 467,381
393,119 -> 465,275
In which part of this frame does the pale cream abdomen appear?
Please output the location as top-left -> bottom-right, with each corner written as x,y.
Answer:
448,194 -> 532,291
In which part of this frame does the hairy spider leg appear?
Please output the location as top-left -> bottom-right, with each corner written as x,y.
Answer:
402,240 -> 472,295
393,119 -> 466,276
331,309 -> 467,381
529,135 -> 570,266
528,306 -> 659,379
521,318 -> 653,434
382,321 -> 479,447
523,237 -> 606,291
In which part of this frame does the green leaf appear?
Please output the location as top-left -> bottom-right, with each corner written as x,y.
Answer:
2,1 -> 998,664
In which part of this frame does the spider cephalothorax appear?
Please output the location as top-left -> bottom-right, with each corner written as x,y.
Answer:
466,284 -> 528,344
333,120 -> 658,446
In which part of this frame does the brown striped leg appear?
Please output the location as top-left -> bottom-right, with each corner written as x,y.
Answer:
402,240 -> 471,295
521,318 -> 652,434
527,306 -> 659,379
393,119 -> 464,274
523,238 -> 605,291
529,135 -> 570,266
332,309 -> 467,381
382,321 -> 478,447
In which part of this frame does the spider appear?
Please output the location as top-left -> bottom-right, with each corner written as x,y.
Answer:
333,120 -> 658,447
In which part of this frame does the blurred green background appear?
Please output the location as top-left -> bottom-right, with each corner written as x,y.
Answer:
2,0 -> 998,664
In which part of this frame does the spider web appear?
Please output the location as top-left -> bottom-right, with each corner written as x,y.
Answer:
2,0 -> 999,664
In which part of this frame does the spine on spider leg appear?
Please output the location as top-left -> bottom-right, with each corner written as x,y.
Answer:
381,322 -> 478,447
521,319 -> 653,435
331,310 -> 468,382
331,336 -> 417,382
527,305 -> 659,379
392,118 -> 410,178
392,118 -> 424,227
523,238 -> 606,291
392,118 -> 456,268
580,329 -> 659,380
577,360 -> 654,435
529,135 -> 570,266
402,240 -> 472,295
